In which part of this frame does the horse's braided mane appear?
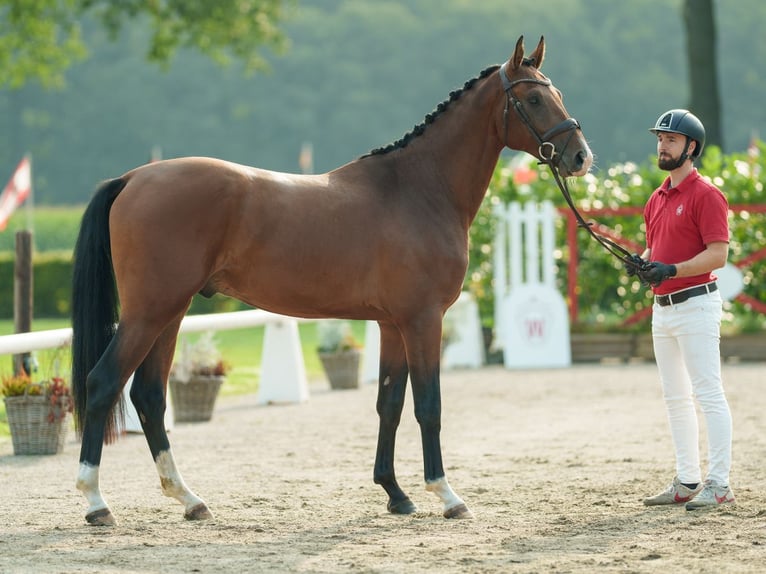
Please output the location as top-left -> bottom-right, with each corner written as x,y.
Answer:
360,64 -> 501,158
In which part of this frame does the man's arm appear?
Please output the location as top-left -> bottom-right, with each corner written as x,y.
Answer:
673,241 -> 728,277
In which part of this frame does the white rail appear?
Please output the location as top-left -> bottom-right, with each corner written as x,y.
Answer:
0,309 -> 329,407
0,309 -> 298,356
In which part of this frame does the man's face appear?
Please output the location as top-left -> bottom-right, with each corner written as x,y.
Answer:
656,131 -> 692,170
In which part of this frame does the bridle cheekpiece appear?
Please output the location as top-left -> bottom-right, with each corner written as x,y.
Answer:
498,62 -> 640,272
498,61 -> 581,168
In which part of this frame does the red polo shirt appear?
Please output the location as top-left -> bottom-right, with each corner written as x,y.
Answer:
644,168 -> 729,295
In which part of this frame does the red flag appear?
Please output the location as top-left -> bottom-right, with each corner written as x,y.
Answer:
0,156 -> 32,231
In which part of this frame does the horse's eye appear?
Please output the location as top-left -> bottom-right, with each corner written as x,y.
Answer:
528,95 -> 540,105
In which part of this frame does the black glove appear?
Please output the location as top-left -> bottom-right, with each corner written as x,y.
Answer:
639,261 -> 677,287
624,253 -> 646,277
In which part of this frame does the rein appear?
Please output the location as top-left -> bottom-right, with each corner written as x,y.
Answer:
498,63 -> 640,271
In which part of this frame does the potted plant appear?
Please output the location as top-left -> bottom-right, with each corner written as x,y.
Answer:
168,332 -> 229,423
317,320 -> 362,390
2,373 -> 73,455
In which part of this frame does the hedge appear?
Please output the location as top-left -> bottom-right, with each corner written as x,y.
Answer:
0,251 -> 249,320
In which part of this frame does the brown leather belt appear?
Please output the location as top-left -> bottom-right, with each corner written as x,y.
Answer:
655,282 -> 718,307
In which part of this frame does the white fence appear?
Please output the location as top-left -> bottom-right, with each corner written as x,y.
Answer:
493,201 -> 571,369
0,300 -> 483,399
0,309 -> 296,355
0,310 -> 325,406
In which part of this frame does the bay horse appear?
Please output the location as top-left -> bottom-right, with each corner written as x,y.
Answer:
71,36 -> 592,526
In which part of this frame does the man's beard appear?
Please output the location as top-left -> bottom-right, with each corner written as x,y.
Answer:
657,154 -> 680,170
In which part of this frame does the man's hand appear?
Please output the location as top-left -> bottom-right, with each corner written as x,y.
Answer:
639,261 -> 677,287
624,253 -> 647,277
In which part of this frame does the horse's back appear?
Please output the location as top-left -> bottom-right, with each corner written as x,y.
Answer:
106,157 -> 381,317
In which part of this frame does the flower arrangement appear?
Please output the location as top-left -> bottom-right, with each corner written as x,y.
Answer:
2,372 -> 73,455
316,320 -> 361,353
170,332 -> 230,383
316,320 -> 362,390
168,332 -> 229,423
1,373 -> 73,423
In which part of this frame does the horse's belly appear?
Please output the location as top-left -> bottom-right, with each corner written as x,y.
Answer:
215,265 -> 380,321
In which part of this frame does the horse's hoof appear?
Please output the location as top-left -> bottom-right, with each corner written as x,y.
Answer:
388,497 -> 418,515
85,508 -> 115,526
184,503 -> 214,521
444,503 -> 474,519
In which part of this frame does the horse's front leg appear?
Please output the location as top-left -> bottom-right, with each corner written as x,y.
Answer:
403,314 -> 473,519
373,322 -> 417,514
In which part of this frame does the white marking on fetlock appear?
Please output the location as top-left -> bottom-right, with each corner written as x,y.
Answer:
76,463 -> 109,516
155,450 -> 206,513
425,476 -> 465,513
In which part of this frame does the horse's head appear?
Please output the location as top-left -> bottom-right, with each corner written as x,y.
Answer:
499,36 -> 593,177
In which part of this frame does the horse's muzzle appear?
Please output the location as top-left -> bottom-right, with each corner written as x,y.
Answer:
566,148 -> 593,176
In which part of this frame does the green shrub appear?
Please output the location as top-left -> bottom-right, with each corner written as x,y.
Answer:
466,142 -> 766,334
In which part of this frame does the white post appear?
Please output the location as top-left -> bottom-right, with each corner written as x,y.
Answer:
362,321 -> 380,384
524,201 -> 540,285
493,204 -> 508,339
442,292 -> 485,369
257,319 -> 309,404
509,202 -> 523,287
541,201 -> 556,287
121,374 -> 174,433
495,200 -> 571,369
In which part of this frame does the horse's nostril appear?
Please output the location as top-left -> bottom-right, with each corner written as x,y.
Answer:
573,150 -> 593,172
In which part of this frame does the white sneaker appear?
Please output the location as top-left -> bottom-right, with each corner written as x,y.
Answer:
643,476 -> 702,506
685,480 -> 735,510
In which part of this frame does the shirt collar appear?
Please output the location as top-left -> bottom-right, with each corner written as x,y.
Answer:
659,167 -> 699,196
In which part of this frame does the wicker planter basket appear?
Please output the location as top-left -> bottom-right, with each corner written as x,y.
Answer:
319,349 -> 361,390
169,375 -> 224,422
4,393 -> 70,455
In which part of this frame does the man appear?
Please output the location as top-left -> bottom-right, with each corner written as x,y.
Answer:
630,109 -> 734,510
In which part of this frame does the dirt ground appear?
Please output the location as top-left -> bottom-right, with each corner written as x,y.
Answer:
1,362 -> 764,574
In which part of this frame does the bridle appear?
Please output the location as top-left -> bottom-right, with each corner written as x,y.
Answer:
498,62 -> 580,170
498,62 -> 640,272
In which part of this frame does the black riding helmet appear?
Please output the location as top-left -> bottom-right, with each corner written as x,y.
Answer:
649,109 -> 706,161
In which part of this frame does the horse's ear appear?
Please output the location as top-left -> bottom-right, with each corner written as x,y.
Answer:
510,36 -> 525,70
528,36 -> 546,69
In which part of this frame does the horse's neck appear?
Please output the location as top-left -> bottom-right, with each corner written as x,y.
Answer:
398,77 -> 504,228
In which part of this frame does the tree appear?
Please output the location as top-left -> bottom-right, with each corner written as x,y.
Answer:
0,0 -> 289,89
683,0 -> 723,152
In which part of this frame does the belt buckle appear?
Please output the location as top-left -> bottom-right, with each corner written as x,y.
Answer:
666,292 -> 677,306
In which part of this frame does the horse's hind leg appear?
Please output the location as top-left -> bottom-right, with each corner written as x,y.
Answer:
76,321 -> 160,526
130,316 -> 212,521
373,322 -> 417,514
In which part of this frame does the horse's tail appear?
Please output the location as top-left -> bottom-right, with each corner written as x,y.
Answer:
71,177 -> 127,441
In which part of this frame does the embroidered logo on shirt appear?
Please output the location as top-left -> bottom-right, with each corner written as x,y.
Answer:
676,204 -> 684,216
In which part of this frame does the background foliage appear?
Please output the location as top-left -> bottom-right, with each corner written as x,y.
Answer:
0,0 -> 764,337
0,0 -> 765,204
465,143 -> 766,334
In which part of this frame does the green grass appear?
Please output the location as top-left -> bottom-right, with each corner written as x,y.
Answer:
0,318 -> 368,439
